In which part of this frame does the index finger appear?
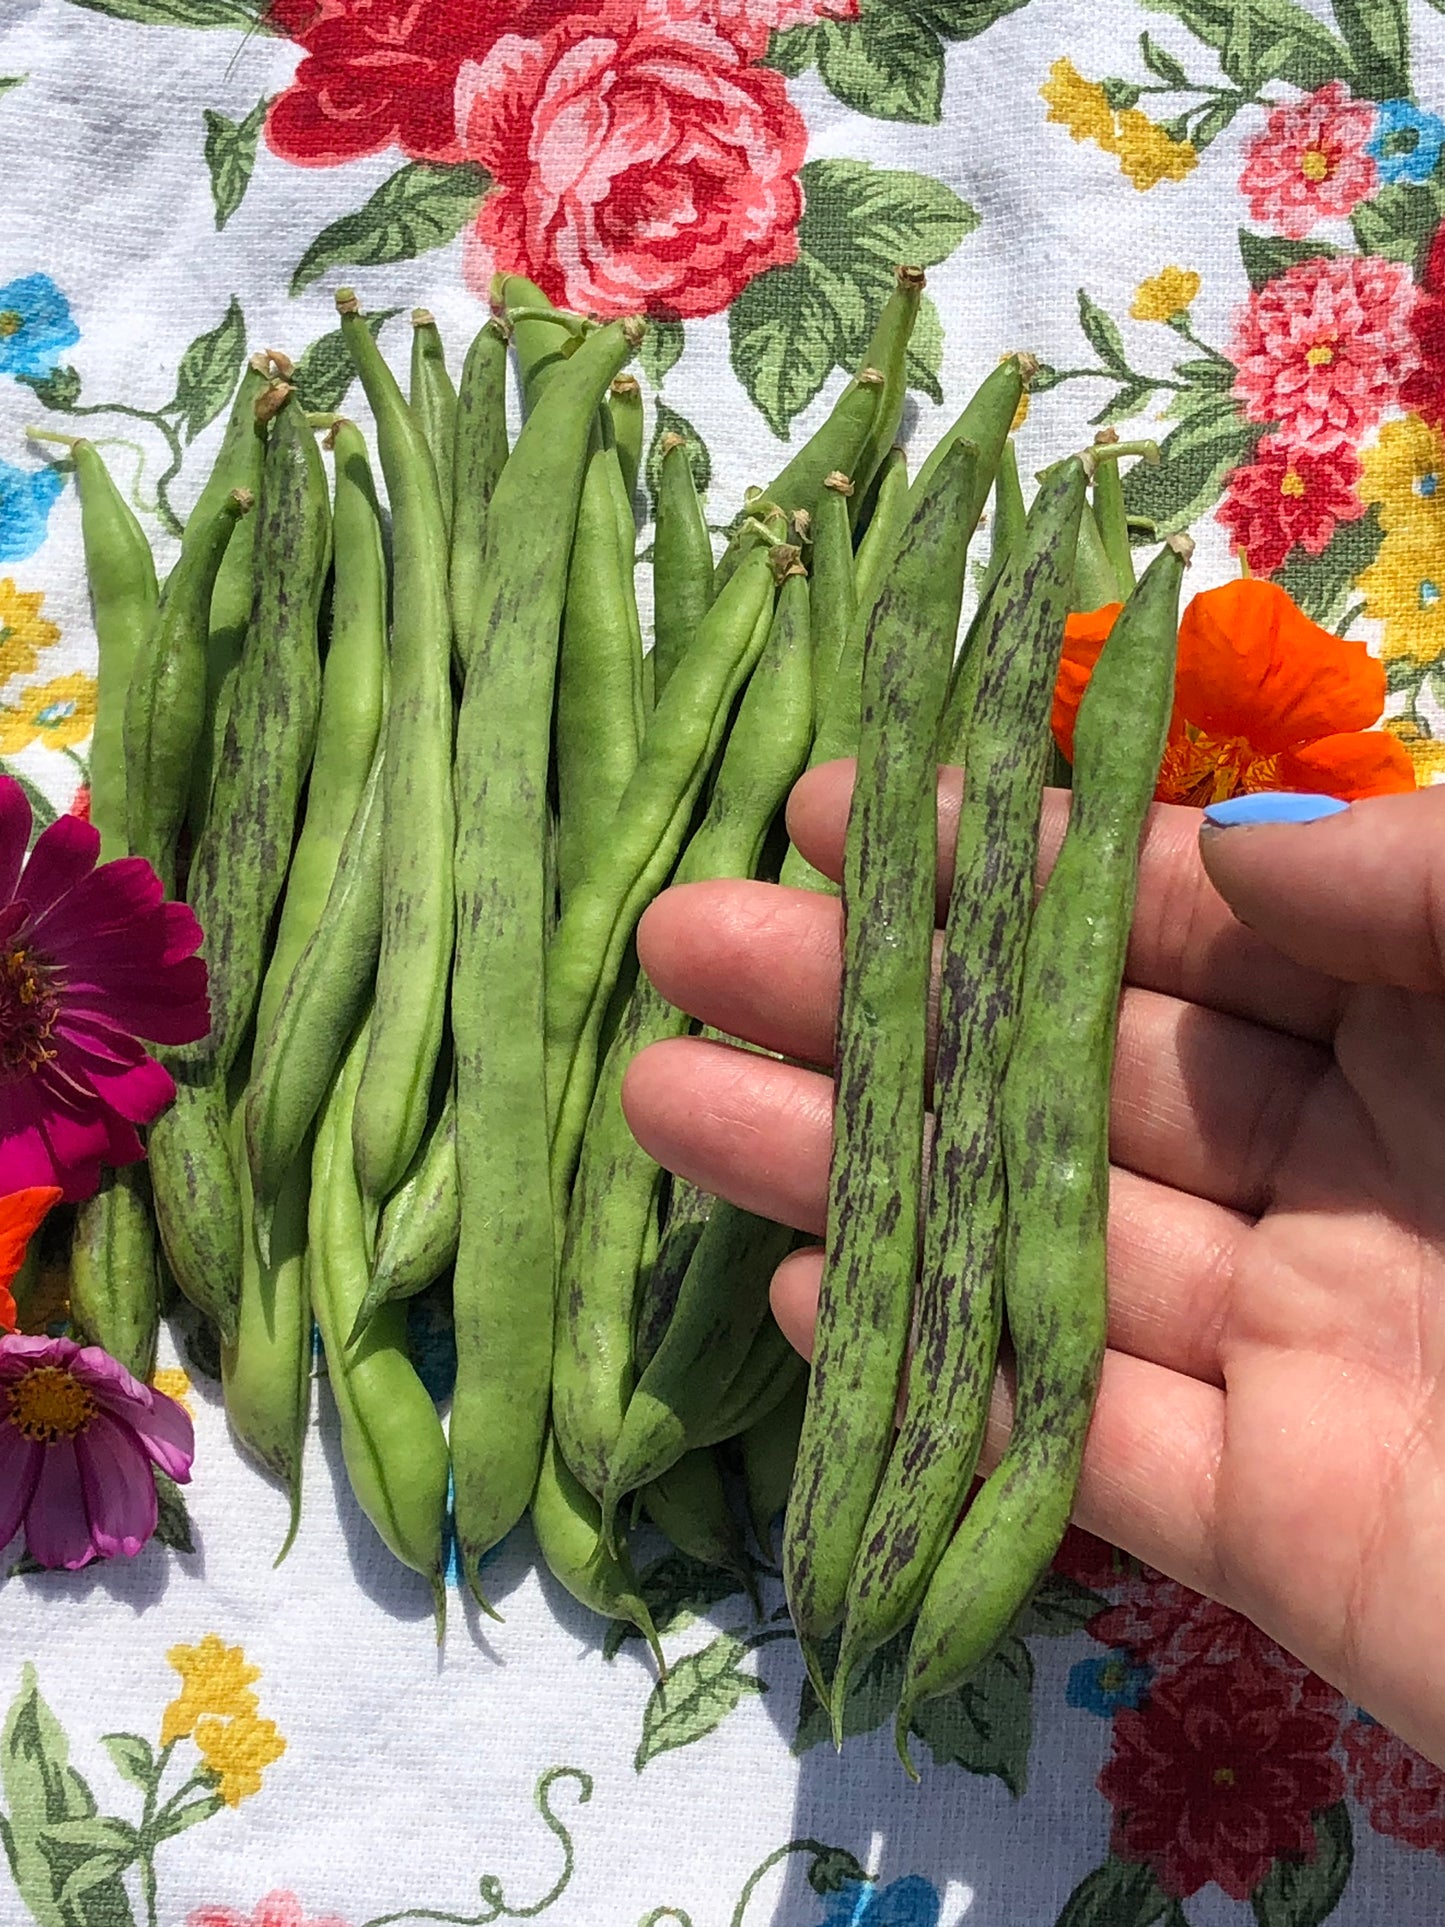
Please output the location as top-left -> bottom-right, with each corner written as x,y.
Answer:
786,762 -> 1344,1043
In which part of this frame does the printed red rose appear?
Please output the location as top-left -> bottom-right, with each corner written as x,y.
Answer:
455,0 -> 807,320
1401,219 -> 1445,432
1231,253 -> 1418,454
1100,1651 -> 1347,1901
1344,1715 -> 1445,1855
1239,81 -> 1376,238
1216,434 -> 1365,574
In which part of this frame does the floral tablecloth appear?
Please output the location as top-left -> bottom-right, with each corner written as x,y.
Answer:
5,0 -> 1445,1921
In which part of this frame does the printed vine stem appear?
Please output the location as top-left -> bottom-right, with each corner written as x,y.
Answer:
729,1840 -> 867,1927
36,397 -> 186,537
359,1767 -> 593,1927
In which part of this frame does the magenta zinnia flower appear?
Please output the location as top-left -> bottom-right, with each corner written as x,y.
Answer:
0,1333 -> 195,1567
0,775 -> 208,1201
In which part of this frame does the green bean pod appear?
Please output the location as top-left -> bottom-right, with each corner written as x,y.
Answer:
1072,495 -> 1122,612
1091,431 -> 1137,595
808,472 -> 858,730
651,435 -> 714,703
607,374 -> 643,511
851,446 -> 909,627
834,457 -> 1088,1714
69,1165 -> 160,1382
450,317 -> 642,1594
311,1015 -> 449,1630
896,536 -> 1190,1767
125,487 -> 252,893
555,431 -> 645,905
909,353 -> 1032,518
782,440 -> 975,1688
182,384 -> 329,1076
148,1069 -> 243,1343
532,1428 -> 664,1667
497,274 -> 581,409
849,265 -> 924,514
450,318 -> 510,678
981,436 -> 1027,595
338,290 -> 456,1211
64,438 -> 157,865
349,1087 -> 458,1345
633,1177 -> 711,1370
409,309 -> 457,536
642,1447 -> 754,1596
935,560 -> 1006,769
741,1363 -> 808,1560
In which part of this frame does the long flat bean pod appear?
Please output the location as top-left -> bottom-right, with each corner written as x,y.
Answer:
607,374 -> 643,510
896,536 -> 1190,1766
339,291 -> 456,1210
531,1428 -> 663,1668
450,317 -> 510,678
834,457 -> 1088,1714
148,1069 -> 244,1342
909,353 -> 1033,519
782,440 -> 975,1689
650,435 -> 714,702
497,274 -> 581,409
980,436 -> 1026,596
849,266 -> 924,516
808,472 -> 857,730
70,1164 -> 160,1381
851,446 -> 908,626
741,1363 -> 809,1560
633,1177 -> 711,1371
350,1084 -> 458,1344
409,309 -> 457,536
642,1447 -> 753,1595
450,316 -> 641,1594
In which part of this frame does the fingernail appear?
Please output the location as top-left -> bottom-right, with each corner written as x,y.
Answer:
1202,791 -> 1350,829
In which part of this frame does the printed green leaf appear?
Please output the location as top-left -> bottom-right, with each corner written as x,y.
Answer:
644,403 -> 713,520
153,1470 -> 195,1553
98,1734 -> 155,1793
203,95 -> 269,231
1329,0 -> 1408,99
1091,379 -> 1160,428
1056,1857 -> 1186,1927
1138,30 -> 1189,86
20,366 -> 82,412
1078,290 -> 1128,371
638,317 -> 685,389
1351,179 -> 1445,273
730,160 -> 977,435
1276,504 -> 1383,629
152,1792 -> 225,1839
906,293 -> 945,405
0,75 -> 26,97
65,0 -> 266,24
1138,0 -> 1353,92
908,1635 -> 1034,1794
167,296 -> 246,442
1238,229 -> 1341,292
793,1630 -> 906,1754
1014,1573 -> 1110,1637
58,1846 -> 138,1910
816,1 -> 946,125
290,161 -> 490,296
1121,399 -> 1263,534
291,309 -> 401,415
604,1548 -> 744,1656
907,0 -> 1033,39
807,1845 -> 870,1895
1190,95 -> 1248,148
634,1634 -> 766,1770
1172,355 -> 1236,393
1250,1802 -> 1353,1927
761,22 -> 821,74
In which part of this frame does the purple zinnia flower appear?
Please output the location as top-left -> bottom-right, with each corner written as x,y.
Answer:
0,1333 -> 195,1567
0,776 -> 209,1200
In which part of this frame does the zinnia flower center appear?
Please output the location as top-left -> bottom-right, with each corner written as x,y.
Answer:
8,1366 -> 97,1443
1300,145 -> 1332,183
1305,340 -> 1336,367
0,946 -> 59,1077
0,311 -> 21,340
1279,467 -> 1307,499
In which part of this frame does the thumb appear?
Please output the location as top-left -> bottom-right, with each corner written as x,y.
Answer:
1198,787 -> 1445,995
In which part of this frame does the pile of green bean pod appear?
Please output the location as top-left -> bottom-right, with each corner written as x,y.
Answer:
50,266 -> 1192,1757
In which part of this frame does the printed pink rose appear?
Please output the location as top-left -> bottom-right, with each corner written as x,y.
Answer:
1216,433 -> 1365,574
678,0 -> 859,57
455,0 -> 808,320
1344,1716 -> 1445,1855
1230,253 -> 1419,453
1240,82 -> 1377,237
187,1894 -> 349,1927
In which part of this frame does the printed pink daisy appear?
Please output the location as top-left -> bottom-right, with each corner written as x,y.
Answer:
1216,434 -> 1366,574
1240,82 -> 1377,237
1230,253 -> 1419,454
0,1333 -> 194,1568
0,775 -> 208,1201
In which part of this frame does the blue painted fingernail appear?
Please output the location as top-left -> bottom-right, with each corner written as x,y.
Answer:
1202,791 -> 1350,829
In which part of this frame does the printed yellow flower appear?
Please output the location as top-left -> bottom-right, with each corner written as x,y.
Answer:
1386,717 -> 1445,784
194,1710 -> 286,1807
1115,109 -> 1199,189
1131,268 -> 1202,324
1041,58 -> 1118,149
0,579 -> 59,686
161,1634 -> 261,1745
1357,531 -> 1445,664
0,672 -> 96,753
1358,413 -> 1445,536
152,1367 -> 194,1418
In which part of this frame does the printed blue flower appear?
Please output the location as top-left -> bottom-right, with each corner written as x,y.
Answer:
1067,1648 -> 1152,1717
0,274 -> 80,381
819,1875 -> 941,1927
0,460 -> 63,564
1367,99 -> 1445,185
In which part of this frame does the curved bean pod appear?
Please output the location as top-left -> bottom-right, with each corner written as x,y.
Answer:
69,1165 -> 160,1382
607,373 -> 643,511
849,265 -> 924,516
642,1448 -> 754,1597
409,308 -> 457,536
650,435 -> 714,703
350,1085 -> 458,1345
450,317 -> 510,679
741,1364 -> 809,1561
532,1428 -> 664,1669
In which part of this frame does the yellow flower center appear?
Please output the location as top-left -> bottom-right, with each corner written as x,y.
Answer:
1160,731 -> 1279,807
8,1366 -> 97,1443
1213,1765 -> 1237,1787
1279,468 -> 1307,499
0,312 -> 22,340
0,946 -> 59,1077
1306,342 -> 1335,368
1300,146 -> 1332,183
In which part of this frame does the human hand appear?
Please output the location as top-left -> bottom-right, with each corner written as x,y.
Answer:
623,766 -> 1445,1767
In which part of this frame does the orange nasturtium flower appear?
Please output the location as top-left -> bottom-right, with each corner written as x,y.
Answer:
1052,578 -> 1417,805
0,1187 -> 62,1333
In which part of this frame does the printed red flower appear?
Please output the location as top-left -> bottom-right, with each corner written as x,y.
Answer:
1089,1573 -> 1332,1689
1400,219 -> 1445,432
670,0 -> 859,56
1344,1716 -> 1445,1855
187,1893 -> 350,1927
1231,254 -> 1418,453
0,775 -> 209,1201
455,0 -> 807,320
1216,434 -> 1365,574
67,784 -> 90,821
1054,580 -> 1417,805
1239,82 -> 1377,237
1053,1525 -> 1141,1594
0,1187 -> 61,1334
1100,1650 -> 1347,1900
